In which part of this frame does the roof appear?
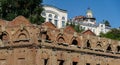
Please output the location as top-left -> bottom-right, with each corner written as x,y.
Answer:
82,29 -> 96,36
64,26 -> 76,33
74,16 -> 86,20
0,16 -> 32,27
9,16 -> 31,26
42,22 -> 56,29
43,4 -> 67,13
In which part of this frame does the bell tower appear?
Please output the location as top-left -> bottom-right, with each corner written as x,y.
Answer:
86,8 -> 93,18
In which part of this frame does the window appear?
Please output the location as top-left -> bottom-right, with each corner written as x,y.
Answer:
101,25 -> 103,27
54,15 -> 58,19
48,19 -> 52,22
83,27 -> 86,30
62,21 -> 65,27
41,12 -> 46,16
62,17 -> 65,20
48,14 -> 52,18
54,20 -> 58,26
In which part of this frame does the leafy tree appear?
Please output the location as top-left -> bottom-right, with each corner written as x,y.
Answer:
0,0 -> 44,24
100,28 -> 120,40
103,20 -> 111,27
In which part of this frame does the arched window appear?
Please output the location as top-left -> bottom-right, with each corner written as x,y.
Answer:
62,17 -> 65,20
72,40 -> 78,45
54,15 -> 58,19
48,14 -> 52,18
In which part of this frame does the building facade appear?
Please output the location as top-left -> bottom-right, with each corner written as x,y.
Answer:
0,16 -> 119,65
41,5 -> 67,28
71,8 -> 111,35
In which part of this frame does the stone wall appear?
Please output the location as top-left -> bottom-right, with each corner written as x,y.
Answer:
0,16 -> 120,65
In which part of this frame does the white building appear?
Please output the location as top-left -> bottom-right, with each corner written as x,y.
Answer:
41,5 -> 67,28
71,8 -> 111,35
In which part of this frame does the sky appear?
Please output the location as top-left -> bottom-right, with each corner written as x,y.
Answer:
43,0 -> 120,28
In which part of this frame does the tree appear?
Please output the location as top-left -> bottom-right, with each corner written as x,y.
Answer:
100,28 -> 120,40
0,0 -> 44,24
103,20 -> 111,27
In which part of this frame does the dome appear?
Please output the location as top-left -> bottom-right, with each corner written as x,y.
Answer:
86,8 -> 92,14
86,8 -> 93,18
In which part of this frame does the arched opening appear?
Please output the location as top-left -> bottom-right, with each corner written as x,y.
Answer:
95,42 -> 103,52
0,32 -> 9,46
72,40 -> 78,45
97,44 -> 102,48
58,37 -> 65,43
72,62 -> 78,65
117,46 -> 120,52
18,33 -> 27,40
46,35 -> 49,40
86,40 -> 91,48
96,42 -> 102,49
58,60 -> 64,65
106,44 -> 112,52
45,35 -> 52,43
0,32 -> 8,41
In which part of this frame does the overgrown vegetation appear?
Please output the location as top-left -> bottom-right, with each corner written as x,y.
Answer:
100,28 -> 120,40
0,0 -> 44,24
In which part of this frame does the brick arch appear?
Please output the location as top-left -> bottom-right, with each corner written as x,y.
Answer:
70,37 -> 81,46
18,33 -> 27,40
96,41 -> 103,49
56,34 -> 66,44
57,37 -> 65,43
0,31 -> 10,46
0,31 -> 10,41
13,28 -> 30,41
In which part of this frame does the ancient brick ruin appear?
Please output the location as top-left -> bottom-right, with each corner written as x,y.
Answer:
0,16 -> 120,65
